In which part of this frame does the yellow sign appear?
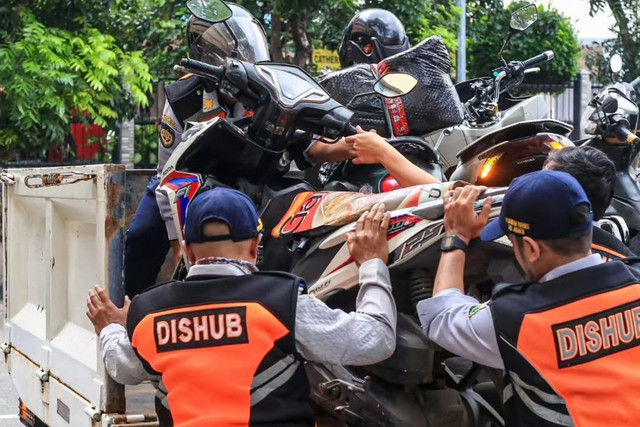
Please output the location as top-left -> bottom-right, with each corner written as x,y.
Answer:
312,48 -> 341,71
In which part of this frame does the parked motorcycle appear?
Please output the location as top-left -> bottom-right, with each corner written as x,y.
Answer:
425,3 -> 555,176
579,54 -> 640,251
322,4 -> 572,192
158,3 -> 422,273
446,4 -> 576,186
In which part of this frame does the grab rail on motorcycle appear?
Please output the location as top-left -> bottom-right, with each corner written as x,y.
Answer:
411,187 -> 507,221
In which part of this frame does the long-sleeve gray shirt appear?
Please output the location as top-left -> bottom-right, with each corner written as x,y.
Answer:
417,254 -> 603,370
100,258 -> 396,384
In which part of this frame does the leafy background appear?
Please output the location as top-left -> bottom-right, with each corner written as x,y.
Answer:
1,0 -> 624,165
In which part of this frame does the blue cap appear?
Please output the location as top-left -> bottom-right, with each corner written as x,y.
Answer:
184,188 -> 262,243
481,170 -> 593,242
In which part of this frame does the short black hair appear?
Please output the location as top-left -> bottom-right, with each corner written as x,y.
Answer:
544,146 -> 615,220
512,204 -> 593,256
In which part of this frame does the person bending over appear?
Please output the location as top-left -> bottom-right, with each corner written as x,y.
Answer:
418,171 -> 640,426
88,188 -> 396,426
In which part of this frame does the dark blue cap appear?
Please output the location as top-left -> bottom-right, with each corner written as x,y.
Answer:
481,170 -> 593,242
184,188 -> 262,243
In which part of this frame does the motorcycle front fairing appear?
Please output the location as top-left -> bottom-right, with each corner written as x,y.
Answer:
238,61 -> 354,146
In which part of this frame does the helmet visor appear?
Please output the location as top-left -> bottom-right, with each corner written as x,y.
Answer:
199,17 -> 270,65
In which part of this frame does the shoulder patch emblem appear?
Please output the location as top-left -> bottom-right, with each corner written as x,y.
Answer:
160,122 -> 175,148
469,301 -> 489,318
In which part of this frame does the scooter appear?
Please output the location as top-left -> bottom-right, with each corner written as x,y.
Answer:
316,32 -> 458,192
157,6 -> 421,273
426,4 -> 562,177
446,4 -> 577,186
579,53 -> 640,251
270,184 -> 516,426
321,4 -> 572,192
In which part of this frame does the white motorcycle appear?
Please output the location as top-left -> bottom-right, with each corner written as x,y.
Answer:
425,4 -> 554,176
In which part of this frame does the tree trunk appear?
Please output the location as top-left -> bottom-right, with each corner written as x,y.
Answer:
291,12 -> 312,68
606,0 -> 637,76
270,12 -> 284,62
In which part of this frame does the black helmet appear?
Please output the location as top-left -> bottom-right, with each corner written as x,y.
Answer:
338,8 -> 410,68
187,3 -> 270,66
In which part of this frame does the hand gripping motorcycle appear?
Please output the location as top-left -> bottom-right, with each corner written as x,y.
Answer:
271,184 -> 518,425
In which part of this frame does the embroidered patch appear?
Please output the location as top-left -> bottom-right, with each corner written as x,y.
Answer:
203,91 -> 216,112
162,114 -> 178,130
469,301 -> 489,318
203,97 -> 215,112
159,122 -> 175,148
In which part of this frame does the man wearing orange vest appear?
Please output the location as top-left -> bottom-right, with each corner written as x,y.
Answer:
418,170 -> 640,426
97,187 -> 395,426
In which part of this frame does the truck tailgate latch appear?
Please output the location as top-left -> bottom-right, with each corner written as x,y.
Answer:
35,368 -> 49,382
24,171 -> 96,188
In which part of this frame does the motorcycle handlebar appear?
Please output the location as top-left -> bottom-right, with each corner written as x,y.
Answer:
607,123 -> 640,145
630,76 -> 640,89
522,50 -> 554,69
179,58 -> 224,81
344,123 -> 357,136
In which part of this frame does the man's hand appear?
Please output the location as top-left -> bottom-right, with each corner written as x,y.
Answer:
347,203 -> 391,266
170,240 -> 182,267
443,185 -> 492,244
86,285 -> 130,336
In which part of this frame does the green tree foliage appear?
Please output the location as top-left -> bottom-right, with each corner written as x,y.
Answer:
242,0 -> 459,67
0,1 -> 156,161
588,0 -> 640,81
467,1 -> 580,84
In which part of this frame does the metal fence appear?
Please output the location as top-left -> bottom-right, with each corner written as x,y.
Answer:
515,73 -> 603,139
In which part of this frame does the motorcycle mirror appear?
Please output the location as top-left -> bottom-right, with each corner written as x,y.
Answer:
610,54 -> 623,74
373,73 -> 418,98
498,4 -> 537,65
186,0 -> 233,22
509,3 -> 538,32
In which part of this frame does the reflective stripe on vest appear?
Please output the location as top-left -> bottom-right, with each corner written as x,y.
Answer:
131,301 -> 291,426
515,283 -> 640,426
250,354 -> 300,406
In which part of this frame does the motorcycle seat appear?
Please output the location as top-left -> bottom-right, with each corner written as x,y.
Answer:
272,181 -> 464,238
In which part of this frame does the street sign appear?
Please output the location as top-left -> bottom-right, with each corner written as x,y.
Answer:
312,48 -> 341,71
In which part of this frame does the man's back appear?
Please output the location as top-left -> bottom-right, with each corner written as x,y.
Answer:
127,271 -> 314,427
491,258 -> 640,426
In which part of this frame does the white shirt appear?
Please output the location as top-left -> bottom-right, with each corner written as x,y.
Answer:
416,254 -> 604,369
100,258 -> 396,384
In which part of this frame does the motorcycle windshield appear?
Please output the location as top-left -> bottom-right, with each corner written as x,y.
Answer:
255,63 -> 330,107
608,88 -> 639,132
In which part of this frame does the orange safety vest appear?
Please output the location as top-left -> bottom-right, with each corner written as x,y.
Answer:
490,258 -> 640,426
127,271 -> 314,427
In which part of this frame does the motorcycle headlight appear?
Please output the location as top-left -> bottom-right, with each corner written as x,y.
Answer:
584,119 -> 598,136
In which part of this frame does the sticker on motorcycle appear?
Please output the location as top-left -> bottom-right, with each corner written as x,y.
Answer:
273,192 -> 326,237
161,171 -> 201,236
388,215 -> 421,236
